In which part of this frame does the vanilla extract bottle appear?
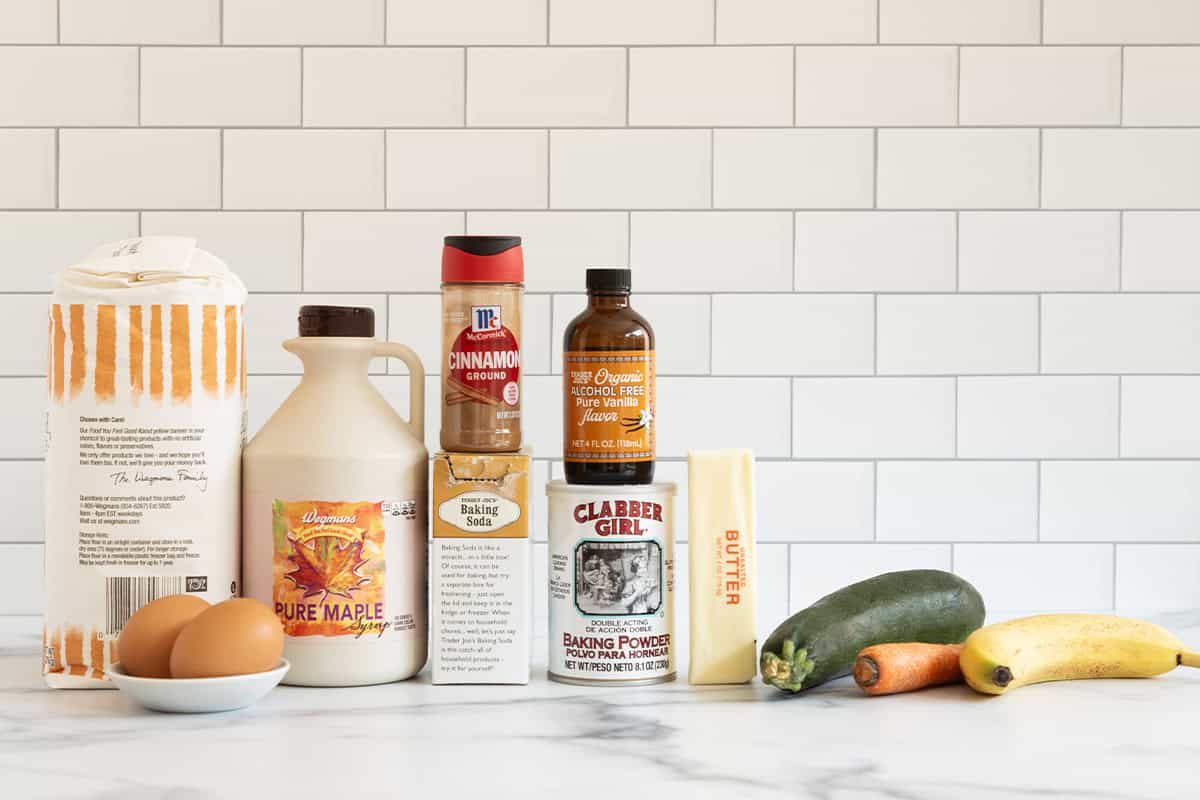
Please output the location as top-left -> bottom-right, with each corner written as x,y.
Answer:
562,268 -> 655,485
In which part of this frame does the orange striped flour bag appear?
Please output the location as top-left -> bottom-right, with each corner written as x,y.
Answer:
43,237 -> 247,688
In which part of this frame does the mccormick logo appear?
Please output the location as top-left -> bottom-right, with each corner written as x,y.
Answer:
574,499 -> 663,536
471,305 -> 502,332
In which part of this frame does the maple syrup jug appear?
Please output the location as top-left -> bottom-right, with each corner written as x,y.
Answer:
242,306 -> 428,686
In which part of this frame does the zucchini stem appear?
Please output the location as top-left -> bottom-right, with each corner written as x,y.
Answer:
761,644 -> 816,692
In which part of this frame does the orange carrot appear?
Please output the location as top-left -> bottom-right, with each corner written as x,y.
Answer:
853,642 -> 965,696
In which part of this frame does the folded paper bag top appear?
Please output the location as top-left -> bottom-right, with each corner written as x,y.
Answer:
57,236 -> 246,294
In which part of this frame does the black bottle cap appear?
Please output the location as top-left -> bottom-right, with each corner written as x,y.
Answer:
298,305 -> 375,338
443,235 -> 522,256
586,268 -> 632,292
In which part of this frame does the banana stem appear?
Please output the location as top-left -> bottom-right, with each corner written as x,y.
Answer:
1180,650 -> 1200,668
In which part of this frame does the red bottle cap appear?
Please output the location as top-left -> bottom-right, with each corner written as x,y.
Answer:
441,236 -> 524,283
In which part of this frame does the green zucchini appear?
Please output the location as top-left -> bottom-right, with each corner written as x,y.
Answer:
760,569 -> 985,693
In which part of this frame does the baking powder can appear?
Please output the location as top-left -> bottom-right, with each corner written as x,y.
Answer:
546,480 -> 675,686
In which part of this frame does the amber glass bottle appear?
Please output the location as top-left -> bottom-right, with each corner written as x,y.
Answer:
563,269 -> 655,485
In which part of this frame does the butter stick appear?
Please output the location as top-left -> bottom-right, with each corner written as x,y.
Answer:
687,449 -> 756,685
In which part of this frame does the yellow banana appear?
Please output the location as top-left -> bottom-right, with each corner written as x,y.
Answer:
960,613 -> 1200,696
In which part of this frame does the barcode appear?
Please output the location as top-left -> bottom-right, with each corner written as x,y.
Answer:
105,576 -> 186,637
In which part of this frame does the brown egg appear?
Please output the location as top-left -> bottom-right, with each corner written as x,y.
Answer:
116,594 -> 211,678
169,598 -> 284,679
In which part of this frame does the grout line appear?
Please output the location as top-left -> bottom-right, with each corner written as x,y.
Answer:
712,0 -> 717,43
954,46 -> 960,125
218,128 -> 224,208
1111,543 -> 1118,609
1117,211 -> 1124,290
871,293 -> 878,374
2,206 -> 1198,213
1035,460 -> 1041,541
624,48 -> 631,126
299,211 -> 305,291
546,0 -> 551,44
871,128 -> 878,208
949,543 -> 954,573
545,128 -> 551,207
626,210 -> 632,266
707,293 -> 713,373
871,460 -> 878,541
1036,294 -> 1042,372
219,0 -> 224,45
53,128 -> 59,208
1118,46 -> 1125,125
137,211 -> 142,236
0,42 -> 1196,49
382,129 -> 388,206
462,48 -> 468,126
952,377 -> 958,457
2,123 -> 1196,130
1036,128 -> 1044,208
298,48 -> 305,127
788,379 -> 794,458
708,128 -> 714,207
56,0 -> 61,43
1116,375 -> 1123,457
790,211 -> 796,290
791,46 -> 796,126
1038,0 -> 1044,44
953,211 -> 960,291
875,0 -> 881,43
785,543 -> 792,611
136,48 -> 142,126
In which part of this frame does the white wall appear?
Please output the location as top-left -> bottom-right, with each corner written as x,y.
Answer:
2,0 -> 1200,617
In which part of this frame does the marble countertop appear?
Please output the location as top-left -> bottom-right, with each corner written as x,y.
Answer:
2,611 -> 1198,800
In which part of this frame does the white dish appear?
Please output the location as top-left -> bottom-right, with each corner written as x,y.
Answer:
108,660 -> 290,714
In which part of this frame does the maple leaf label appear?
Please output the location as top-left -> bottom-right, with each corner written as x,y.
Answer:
272,500 -> 388,637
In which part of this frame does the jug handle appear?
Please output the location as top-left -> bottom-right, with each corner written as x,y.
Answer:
372,342 -> 425,443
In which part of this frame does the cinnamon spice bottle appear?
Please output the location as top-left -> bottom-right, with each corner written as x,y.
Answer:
562,268 -> 655,485
440,236 -> 524,453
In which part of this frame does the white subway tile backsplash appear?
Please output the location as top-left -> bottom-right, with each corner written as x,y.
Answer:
389,130 -> 547,209
553,0 -> 713,45
877,130 -> 1039,209
758,462 -> 874,542
1122,213 -> 1200,290
60,129 -> 220,209
1116,546 -> 1200,610
0,212 -> 138,290
1124,48 -> 1200,126
717,0 -> 876,44
880,0 -> 1040,44
467,212 -> 628,292
630,46 -> 792,127
1120,377 -> 1200,458
1042,130 -> 1200,209
793,378 -> 956,458
1042,295 -> 1200,374
552,293 -> 711,375
877,462 -> 1037,541
224,130 -> 383,210
1042,461 -> 1200,542
960,47 -> 1121,126
954,544 -> 1114,611
877,295 -> 1039,375
304,211 -> 462,292
4,1 -> 1200,617
958,212 -> 1121,291
0,378 -> 46,458
141,212 -> 302,292
794,46 -> 956,126
0,0 -> 56,43
551,130 -> 710,209
141,48 -> 300,127
794,212 -> 955,291
0,544 -> 43,613
1044,0 -> 1200,44
630,212 -> 792,291
958,377 -> 1119,458
790,544 -> 952,610
0,130 -> 55,208
712,294 -> 873,375
60,0 -> 217,43
0,295 -> 48,374
713,129 -> 874,209
388,0 -> 545,45
0,462 -> 42,542
224,0 -> 384,44
467,48 -> 625,127
304,48 -> 463,127
0,47 -> 137,126
658,377 -> 791,457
